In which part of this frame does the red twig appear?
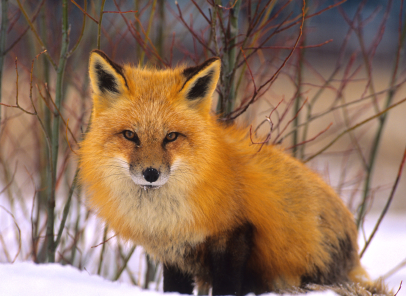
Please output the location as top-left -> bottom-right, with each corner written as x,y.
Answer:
6,8 -> 21,34
240,47 -> 256,93
66,118 -> 78,155
249,125 -> 271,148
70,0 -> 99,24
274,98 -> 309,144
91,234 -> 117,248
246,39 -> 333,50
286,123 -> 333,151
190,0 -> 210,24
272,96 -> 296,135
269,99 -> 284,121
4,0 -> 45,55
175,2 -> 216,56
103,10 -> 138,14
251,99 -> 284,152
367,0 -> 392,59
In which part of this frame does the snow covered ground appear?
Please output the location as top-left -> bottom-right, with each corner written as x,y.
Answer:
0,262 -> 335,296
0,211 -> 404,296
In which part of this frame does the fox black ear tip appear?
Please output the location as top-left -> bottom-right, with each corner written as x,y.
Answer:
90,49 -> 108,59
208,57 -> 221,69
90,49 -> 100,55
209,57 -> 220,63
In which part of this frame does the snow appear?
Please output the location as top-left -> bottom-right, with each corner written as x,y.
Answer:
0,262 -> 152,296
0,262 -> 337,296
0,212 -> 404,296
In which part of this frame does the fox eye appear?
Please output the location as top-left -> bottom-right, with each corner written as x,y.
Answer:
123,130 -> 141,145
165,132 -> 178,143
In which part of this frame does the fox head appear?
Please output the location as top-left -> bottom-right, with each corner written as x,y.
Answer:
82,50 -> 221,193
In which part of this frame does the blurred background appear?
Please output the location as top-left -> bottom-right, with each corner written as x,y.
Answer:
0,0 -> 405,292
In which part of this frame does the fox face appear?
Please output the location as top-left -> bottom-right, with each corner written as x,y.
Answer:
113,119 -> 186,190
85,51 -> 220,191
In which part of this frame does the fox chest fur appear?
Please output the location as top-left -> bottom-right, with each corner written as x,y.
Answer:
79,50 -> 374,295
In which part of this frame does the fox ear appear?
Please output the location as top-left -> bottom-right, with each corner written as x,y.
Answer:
88,50 -> 128,107
180,57 -> 221,110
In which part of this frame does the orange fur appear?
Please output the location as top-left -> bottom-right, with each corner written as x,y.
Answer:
79,51 -> 377,293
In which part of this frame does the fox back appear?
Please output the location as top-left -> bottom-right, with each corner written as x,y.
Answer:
79,50 -> 383,295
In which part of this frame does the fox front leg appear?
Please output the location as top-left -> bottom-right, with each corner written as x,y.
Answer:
163,264 -> 194,294
208,223 -> 254,296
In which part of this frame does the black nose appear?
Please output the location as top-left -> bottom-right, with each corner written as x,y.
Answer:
143,167 -> 160,183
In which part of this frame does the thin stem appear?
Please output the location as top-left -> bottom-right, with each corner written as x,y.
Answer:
68,0 -> 87,56
134,0 -> 141,58
36,8 -> 52,263
97,226 -> 108,275
224,0 -> 242,115
46,0 -> 70,263
360,145 -> 406,258
140,0 -> 157,65
156,0 -> 165,59
0,0 -> 8,128
55,170 -> 78,248
212,3 -> 223,113
294,46 -> 304,159
97,0 -> 106,50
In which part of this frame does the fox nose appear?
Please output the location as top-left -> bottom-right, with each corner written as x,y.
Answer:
143,167 -> 160,183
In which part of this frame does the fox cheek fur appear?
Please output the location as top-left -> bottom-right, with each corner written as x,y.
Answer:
79,50 -> 386,295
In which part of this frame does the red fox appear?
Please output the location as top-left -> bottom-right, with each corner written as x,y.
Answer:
79,50 -> 385,295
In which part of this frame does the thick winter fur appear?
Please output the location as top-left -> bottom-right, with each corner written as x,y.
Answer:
80,50 -> 383,295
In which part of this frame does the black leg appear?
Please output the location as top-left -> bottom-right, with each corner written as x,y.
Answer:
209,223 -> 254,296
163,264 -> 194,294
209,252 -> 242,295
